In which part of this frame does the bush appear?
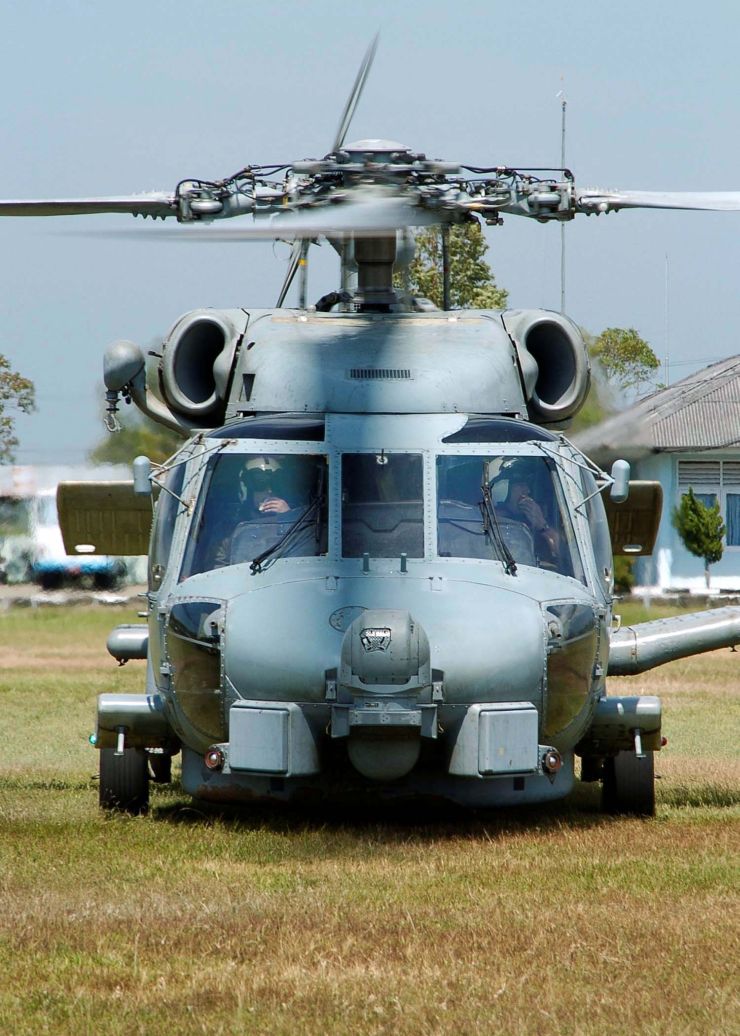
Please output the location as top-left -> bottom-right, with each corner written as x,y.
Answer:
614,555 -> 636,594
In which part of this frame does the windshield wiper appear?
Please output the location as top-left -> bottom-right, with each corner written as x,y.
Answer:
480,479 -> 518,576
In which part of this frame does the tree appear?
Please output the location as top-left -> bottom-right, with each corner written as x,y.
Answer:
89,409 -> 183,466
589,327 -> 660,395
397,223 -> 508,310
0,354 -> 35,462
672,487 -> 725,588
571,327 -> 661,433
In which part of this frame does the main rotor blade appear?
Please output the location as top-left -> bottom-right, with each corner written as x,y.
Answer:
332,33 -> 379,153
576,188 -> 740,214
97,194 -> 443,242
0,194 -> 177,218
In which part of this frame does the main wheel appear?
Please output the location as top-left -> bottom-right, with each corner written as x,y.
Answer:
602,750 -> 655,816
99,747 -> 149,814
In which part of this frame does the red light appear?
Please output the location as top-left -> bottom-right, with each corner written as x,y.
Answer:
204,747 -> 225,771
542,749 -> 562,774
661,736 -> 668,748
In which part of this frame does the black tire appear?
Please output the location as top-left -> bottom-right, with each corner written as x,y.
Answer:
99,747 -> 150,814
602,750 -> 655,816
148,753 -> 172,785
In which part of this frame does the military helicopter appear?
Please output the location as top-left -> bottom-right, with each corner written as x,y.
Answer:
5,41 -> 740,817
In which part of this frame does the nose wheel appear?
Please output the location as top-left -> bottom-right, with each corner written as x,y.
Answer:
99,747 -> 150,814
601,750 -> 655,816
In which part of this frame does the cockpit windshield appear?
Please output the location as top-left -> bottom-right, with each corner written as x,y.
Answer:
436,454 -> 584,580
342,453 -> 424,558
182,453 -> 328,577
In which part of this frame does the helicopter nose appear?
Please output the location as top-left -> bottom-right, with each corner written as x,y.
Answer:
333,609 -> 433,781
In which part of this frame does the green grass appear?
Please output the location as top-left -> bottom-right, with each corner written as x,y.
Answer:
0,606 -> 738,1035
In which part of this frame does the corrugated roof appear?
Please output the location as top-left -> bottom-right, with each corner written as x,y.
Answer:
574,355 -> 740,463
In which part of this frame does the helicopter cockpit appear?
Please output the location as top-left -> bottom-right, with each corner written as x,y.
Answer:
168,415 -> 590,588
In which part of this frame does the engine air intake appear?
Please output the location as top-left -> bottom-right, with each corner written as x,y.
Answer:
502,310 -> 591,425
160,310 -> 242,424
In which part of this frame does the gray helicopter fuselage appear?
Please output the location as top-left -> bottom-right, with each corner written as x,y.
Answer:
153,422 -> 609,807
107,307 -> 619,807
88,306 -> 675,808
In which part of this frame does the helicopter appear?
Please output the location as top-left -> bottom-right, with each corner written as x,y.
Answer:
5,41 -> 740,817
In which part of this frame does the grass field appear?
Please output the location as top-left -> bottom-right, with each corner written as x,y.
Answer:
0,605 -> 738,1035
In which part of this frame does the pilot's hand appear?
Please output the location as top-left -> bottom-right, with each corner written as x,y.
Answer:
518,494 -> 547,531
258,497 -> 291,514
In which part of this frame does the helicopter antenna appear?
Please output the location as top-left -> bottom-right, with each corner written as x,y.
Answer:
332,33 -> 379,152
557,83 -> 567,312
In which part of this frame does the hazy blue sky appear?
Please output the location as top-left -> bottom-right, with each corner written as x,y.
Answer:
2,0 -> 740,463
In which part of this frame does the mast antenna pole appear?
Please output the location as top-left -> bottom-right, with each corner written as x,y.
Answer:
558,81 -> 567,313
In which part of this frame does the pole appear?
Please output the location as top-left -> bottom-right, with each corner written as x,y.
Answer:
441,225 -> 451,311
664,253 -> 670,386
559,85 -> 567,313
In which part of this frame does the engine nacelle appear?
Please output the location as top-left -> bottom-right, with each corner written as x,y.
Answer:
159,309 -> 247,426
502,309 -> 591,425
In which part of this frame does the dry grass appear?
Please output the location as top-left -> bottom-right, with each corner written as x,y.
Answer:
0,606 -> 738,1035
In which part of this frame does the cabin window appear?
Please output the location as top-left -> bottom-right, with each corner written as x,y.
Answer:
441,417 -> 558,444
182,453 -> 328,577
436,454 -> 584,580
208,416 -> 325,441
341,453 -> 424,558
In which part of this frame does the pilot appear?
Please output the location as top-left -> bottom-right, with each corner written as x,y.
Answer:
213,455 -> 295,567
495,457 -> 560,565
240,456 -> 291,515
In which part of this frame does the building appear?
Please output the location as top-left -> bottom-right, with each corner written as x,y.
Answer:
576,356 -> 740,592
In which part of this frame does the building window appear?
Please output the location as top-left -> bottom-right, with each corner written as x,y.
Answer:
726,494 -> 740,546
677,460 -> 740,548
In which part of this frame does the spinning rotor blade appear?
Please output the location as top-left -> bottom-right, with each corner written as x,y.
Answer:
332,33 -> 379,152
104,192 -> 443,241
576,188 -> 740,214
0,194 -> 176,218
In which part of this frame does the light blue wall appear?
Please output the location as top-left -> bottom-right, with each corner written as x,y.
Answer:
633,452 -> 740,590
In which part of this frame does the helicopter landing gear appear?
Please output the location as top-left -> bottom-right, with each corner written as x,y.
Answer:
601,750 -> 655,816
148,752 -> 172,784
99,747 -> 149,814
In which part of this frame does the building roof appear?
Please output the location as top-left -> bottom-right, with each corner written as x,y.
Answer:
574,355 -> 740,464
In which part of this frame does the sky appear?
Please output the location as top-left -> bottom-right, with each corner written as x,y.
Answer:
2,0 -> 740,464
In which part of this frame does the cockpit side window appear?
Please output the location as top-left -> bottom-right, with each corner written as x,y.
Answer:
341,453 -> 424,558
148,462 -> 186,590
581,468 -> 613,593
181,453 -> 328,577
436,454 -> 585,580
